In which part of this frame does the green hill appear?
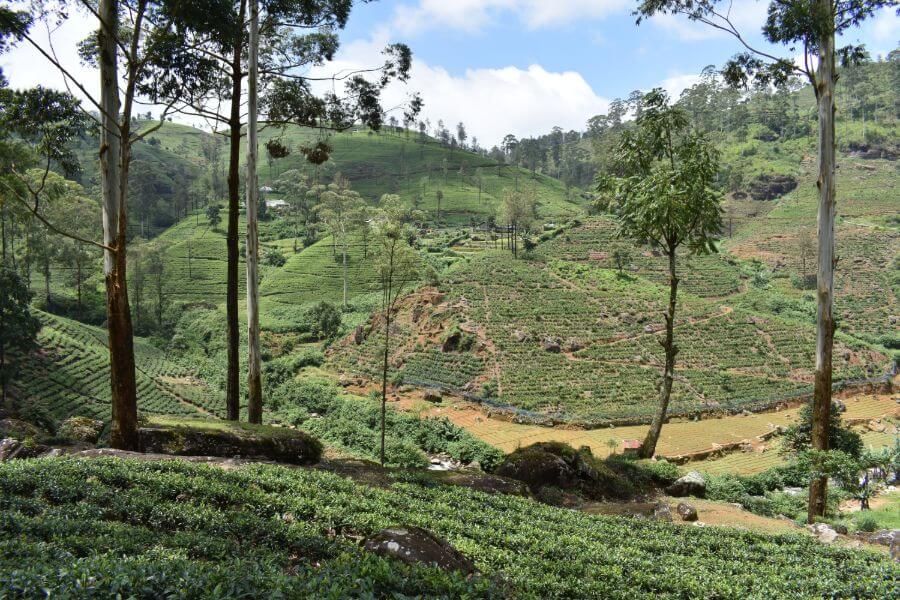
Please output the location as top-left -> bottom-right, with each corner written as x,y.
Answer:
9,311 -> 223,426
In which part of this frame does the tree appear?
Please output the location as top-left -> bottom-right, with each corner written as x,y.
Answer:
634,0 -> 895,523
275,170 -> 312,249
456,122 -> 467,149
0,1 -> 175,450
141,0 -> 418,422
498,188 -> 536,258
372,196 -> 420,465
434,189 -> 444,224
316,174 -> 366,309
206,204 -> 222,229
245,0 -> 262,424
612,247 -> 633,275
604,89 -> 722,459
797,227 -> 816,286
0,267 -> 40,409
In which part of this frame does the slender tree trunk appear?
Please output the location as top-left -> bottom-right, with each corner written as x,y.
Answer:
75,260 -> 82,312
640,248 -> 679,458
43,259 -> 50,306
808,7 -> 837,523
380,260 -> 393,467
225,0 -> 247,421
342,241 -> 349,309
99,0 -> 139,451
245,0 -> 263,424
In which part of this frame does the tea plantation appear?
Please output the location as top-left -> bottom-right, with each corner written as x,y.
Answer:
1,457 -> 896,599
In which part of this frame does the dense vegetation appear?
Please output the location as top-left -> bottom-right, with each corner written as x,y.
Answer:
2,457 -> 896,599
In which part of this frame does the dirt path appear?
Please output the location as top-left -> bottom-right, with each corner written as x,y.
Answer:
393,390 -> 898,470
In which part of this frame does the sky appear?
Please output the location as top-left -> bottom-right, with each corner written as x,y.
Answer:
1,1 -> 897,147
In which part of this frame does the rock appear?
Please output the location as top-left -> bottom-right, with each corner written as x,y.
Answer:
807,523 -> 838,544
542,339 -> 561,353
0,419 -> 44,440
139,423 -> 322,465
57,416 -> 105,444
643,324 -> 654,333
869,530 -> 900,560
653,501 -> 673,522
513,330 -> 529,343
435,471 -> 530,496
423,390 -> 442,403
364,526 -> 476,574
783,487 -> 803,496
666,471 -> 706,498
441,330 -> 462,352
565,339 -> 584,352
676,502 -> 698,522
832,400 -> 846,413
749,174 -> 798,200
0,438 -> 48,461
353,325 -> 366,345
833,523 -> 848,535
495,448 -> 575,492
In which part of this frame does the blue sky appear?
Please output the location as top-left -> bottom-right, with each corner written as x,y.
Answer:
324,0 -> 897,145
2,0 -> 896,146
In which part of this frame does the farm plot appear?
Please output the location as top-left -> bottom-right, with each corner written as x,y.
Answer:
12,312 -> 216,424
540,217 -> 744,298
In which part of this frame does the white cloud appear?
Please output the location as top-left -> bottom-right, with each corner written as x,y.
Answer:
868,9 -> 899,56
659,73 -> 702,100
392,0 -> 628,35
314,33 -> 609,145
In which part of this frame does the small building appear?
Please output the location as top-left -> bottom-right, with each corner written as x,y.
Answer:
260,185 -> 274,193
621,439 -> 642,456
265,198 -> 288,209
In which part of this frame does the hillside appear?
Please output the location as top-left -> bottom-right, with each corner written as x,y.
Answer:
11,311 -> 222,424
327,148 -> 897,424
2,457 -> 895,598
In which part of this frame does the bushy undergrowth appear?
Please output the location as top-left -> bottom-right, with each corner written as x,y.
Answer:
269,378 -> 503,469
0,458 -> 895,599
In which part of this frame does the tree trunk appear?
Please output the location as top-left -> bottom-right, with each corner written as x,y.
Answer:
99,0 -> 139,451
380,254 -> 394,466
808,5 -> 837,523
245,0 -> 263,424
75,259 -> 82,312
43,259 -> 50,306
225,0 -> 247,421
640,248 -> 679,458
342,244 -> 348,309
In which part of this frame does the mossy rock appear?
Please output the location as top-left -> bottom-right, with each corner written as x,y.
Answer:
57,417 -> 105,444
495,442 -> 636,501
139,418 -> 322,465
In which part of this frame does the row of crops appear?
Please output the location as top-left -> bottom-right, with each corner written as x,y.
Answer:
1,457 -> 895,598
13,312 -> 211,425
330,229 -> 892,423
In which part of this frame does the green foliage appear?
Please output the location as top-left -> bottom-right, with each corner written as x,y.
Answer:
1,458 -> 896,598
305,301 -> 341,341
269,378 -> 501,469
782,402 -> 864,458
0,267 -> 41,397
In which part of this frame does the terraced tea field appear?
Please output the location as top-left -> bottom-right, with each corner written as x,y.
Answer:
329,242 -> 892,423
11,312 -> 223,425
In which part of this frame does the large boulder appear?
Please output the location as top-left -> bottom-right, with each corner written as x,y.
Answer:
748,174 -> 798,200
666,471 -> 706,498
494,442 -> 633,501
364,526 -> 477,574
494,447 -> 575,492
139,421 -> 322,465
868,529 -> 899,561
57,416 -> 105,444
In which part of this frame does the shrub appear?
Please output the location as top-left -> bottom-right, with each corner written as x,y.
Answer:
264,249 -> 287,267
306,302 -> 342,341
855,514 -> 879,533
